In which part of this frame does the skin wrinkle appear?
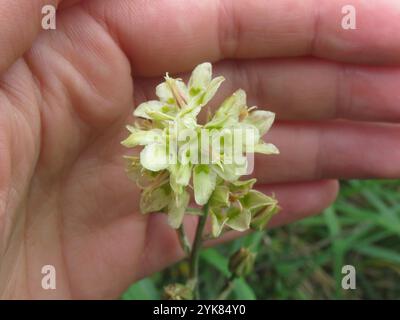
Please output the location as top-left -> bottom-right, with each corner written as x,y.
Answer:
23,178 -> 53,298
82,0 -> 125,53
24,45 -> 90,179
217,0 -> 241,59
23,17 -> 131,181
247,61 -> 266,109
1,231 -> 22,298
314,123 -> 325,181
56,179 -> 74,299
0,100 -> 39,259
0,0 -> 62,74
32,64 -> 79,177
0,120 -> 12,248
309,0 -> 321,56
23,205 -> 32,299
0,198 -> 28,298
337,63 -> 354,120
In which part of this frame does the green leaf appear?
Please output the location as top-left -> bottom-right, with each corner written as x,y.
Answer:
233,278 -> 256,300
355,245 -> 400,264
201,248 -> 229,276
323,207 -> 345,299
121,278 -> 160,300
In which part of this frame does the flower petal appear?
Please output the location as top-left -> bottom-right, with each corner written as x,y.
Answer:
189,62 -> 212,94
210,207 -> 229,237
229,178 -> 257,197
194,76 -> 225,109
193,164 -> 217,205
240,190 -> 277,210
204,76 -> 225,102
123,155 -> 142,181
212,163 -> 242,182
254,142 -> 280,155
168,190 -> 190,229
244,110 -> 275,136
226,207 -> 251,232
209,185 -> 230,208
250,202 -> 279,231
175,80 -> 189,102
140,184 -> 171,214
156,82 -> 174,104
140,143 -> 169,171
134,100 -> 164,119
206,89 -> 247,128
170,163 -> 192,187
121,127 -> 162,147
231,122 -> 260,152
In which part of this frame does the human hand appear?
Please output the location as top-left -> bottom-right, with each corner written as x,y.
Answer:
0,0 -> 399,299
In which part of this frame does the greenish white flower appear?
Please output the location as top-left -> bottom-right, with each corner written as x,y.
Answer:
122,62 -> 279,230
207,179 -> 279,237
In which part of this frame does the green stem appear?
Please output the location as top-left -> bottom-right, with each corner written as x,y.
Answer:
189,202 -> 209,300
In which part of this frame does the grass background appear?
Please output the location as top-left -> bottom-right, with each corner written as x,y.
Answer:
122,180 -> 400,300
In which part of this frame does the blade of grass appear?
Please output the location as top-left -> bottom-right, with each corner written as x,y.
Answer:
355,245 -> 400,265
324,207 -> 346,299
121,278 -> 160,300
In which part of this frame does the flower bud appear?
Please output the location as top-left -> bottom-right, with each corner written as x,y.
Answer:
163,283 -> 193,300
228,248 -> 256,278
250,202 -> 279,231
240,190 -> 279,231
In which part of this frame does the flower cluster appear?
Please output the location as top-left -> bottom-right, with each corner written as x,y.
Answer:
122,63 -> 279,235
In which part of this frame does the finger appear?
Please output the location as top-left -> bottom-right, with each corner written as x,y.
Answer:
0,0 -> 63,73
252,120 -> 400,184
85,0 -> 400,76
134,179 -> 339,281
59,0 -> 82,9
215,59 -> 400,122
136,58 -> 400,123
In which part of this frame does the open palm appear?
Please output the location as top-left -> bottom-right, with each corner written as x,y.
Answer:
1,0 -> 399,299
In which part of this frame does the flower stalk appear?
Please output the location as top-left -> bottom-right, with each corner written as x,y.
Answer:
121,62 -> 281,300
189,202 -> 210,300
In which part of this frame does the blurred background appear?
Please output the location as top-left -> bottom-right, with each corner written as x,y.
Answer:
122,180 -> 400,299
